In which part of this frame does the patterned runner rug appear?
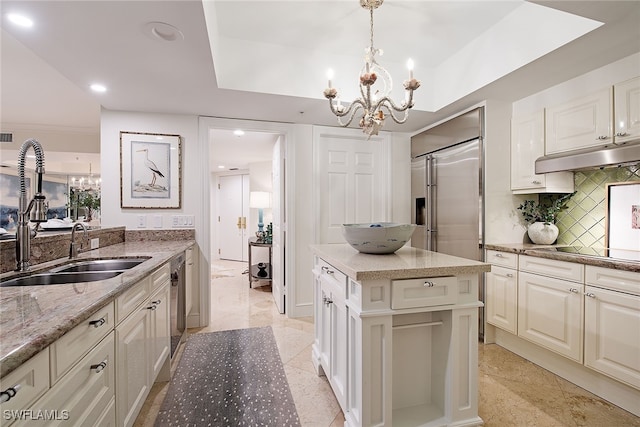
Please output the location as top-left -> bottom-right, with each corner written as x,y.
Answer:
154,327 -> 300,426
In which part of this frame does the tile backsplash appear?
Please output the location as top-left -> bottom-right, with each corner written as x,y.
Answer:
555,163 -> 640,250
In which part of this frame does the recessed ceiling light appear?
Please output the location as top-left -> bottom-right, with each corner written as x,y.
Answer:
144,21 -> 184,42
233,130 -> 245,136
218,165 -> 225,169
90,84 -> 107,93
7,13 -> 33,28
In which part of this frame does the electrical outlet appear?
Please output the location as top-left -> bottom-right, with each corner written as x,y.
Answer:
153,215 -> 162,228
90,238 -> 99,249
137,214 -> 146,228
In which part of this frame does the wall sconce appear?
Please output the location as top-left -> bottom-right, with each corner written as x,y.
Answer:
249,191 -> 272,232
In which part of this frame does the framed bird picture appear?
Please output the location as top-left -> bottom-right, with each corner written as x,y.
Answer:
120,131 -> 182,208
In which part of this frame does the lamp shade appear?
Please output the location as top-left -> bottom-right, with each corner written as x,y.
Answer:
249,191 -> 271,209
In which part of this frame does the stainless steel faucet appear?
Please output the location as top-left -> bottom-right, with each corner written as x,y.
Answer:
15,139 -> 48,271
69,223 -> 89,258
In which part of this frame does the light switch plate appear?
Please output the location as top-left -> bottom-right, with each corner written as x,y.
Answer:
90,238 -> 99,249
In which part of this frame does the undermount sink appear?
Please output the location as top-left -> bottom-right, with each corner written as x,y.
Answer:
0,271 -> 124,287
0,257 -> 150,287
48,257 -> 149,273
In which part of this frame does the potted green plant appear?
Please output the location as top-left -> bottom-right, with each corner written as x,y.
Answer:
517,192 -> 575,244
77,190 -> 101,222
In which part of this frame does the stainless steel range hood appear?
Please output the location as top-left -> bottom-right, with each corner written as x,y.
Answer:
535,143 -> 640,173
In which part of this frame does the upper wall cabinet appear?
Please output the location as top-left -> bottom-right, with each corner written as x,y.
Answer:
545,87 -> 613,154
545,76 -> 640,154
614,76 -> 640,144
511,110 -> 573,194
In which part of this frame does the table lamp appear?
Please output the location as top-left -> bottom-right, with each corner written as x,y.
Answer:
249,191 -> 271,232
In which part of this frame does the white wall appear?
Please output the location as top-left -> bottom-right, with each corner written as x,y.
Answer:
100,109 -> 206,326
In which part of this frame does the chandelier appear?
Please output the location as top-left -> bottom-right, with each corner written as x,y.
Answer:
324,0 -> 420,138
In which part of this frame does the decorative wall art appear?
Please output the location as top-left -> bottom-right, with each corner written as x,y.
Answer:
120,131 -> 182,209
606,181 -> 640,261
0,171 -> 30,232
42,177 -> 69,220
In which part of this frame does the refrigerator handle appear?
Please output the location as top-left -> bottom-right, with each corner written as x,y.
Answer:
430,156 -> 437,252
426,155 -> 436,252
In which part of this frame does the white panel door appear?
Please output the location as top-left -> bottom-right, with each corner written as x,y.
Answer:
614,76 -> 640,144
218,174 -> 249,261
272,137 -> 285,314
315,127 -> 390,243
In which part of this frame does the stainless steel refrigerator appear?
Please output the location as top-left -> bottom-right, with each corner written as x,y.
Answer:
410,107 -> 485,334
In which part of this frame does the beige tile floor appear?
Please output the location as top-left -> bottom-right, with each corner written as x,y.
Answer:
135,260 -> 640,427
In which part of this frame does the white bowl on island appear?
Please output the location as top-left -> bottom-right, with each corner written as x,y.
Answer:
341,223 -> 417,254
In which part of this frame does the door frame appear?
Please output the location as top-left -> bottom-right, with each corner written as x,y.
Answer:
198,117 -> 296,324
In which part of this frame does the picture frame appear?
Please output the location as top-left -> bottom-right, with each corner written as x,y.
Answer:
605,181 -> 640,261
120,131 -> 182,209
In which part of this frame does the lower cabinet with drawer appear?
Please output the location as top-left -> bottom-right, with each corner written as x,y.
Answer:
485,249 -> 640,417
312,255 -> 483,427
116,263 -> 171,427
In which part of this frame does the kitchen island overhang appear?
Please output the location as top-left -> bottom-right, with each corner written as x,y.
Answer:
310,243 -> 491,427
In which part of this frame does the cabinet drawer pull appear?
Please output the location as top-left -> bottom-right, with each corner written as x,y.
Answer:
506,273 -> 514,278
615,132 -> 628,137
89,317 -> 106,328
90,360 -> 108,374
0,384 -> 21,404
569,288 -> 579,293
146,304 -> 157,310
585,292 -> 596,298
596,135 -> 609,140
151,300 -> 162,305
423,281 -> 435,287
322,296 -> 333,306
532,180 -> 542,185
494,253 -> 504,258
321,266 -> 334,275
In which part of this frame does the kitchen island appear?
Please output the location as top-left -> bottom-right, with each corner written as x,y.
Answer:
310,244 -> 491,427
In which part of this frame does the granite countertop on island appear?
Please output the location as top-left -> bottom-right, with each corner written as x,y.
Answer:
0,239 -> 195,378
486,243 -> 640,273
310,243 -> 491,281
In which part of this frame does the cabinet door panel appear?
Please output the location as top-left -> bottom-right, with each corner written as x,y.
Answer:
150,284 -> 170,382
546,87 -> 612,154
511,111 -> 545,190
116,308 -> 150,427
614,76 -> 640,144
518,272 -> 583,362
585,286 -> 640,389
329,290 -> 348,409
486,267 -> 517,334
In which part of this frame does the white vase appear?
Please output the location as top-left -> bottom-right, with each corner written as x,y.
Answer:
527,222 -> 559,245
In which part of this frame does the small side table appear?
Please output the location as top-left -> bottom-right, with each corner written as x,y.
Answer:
248,237 -> 272,287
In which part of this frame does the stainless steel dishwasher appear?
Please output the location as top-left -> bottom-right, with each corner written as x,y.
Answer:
170,252 -> 186,359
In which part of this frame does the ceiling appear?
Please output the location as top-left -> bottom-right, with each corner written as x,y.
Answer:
1,1 -> 639,169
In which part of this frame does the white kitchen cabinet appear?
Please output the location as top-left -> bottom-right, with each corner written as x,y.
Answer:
0,349 -> 49,426
311,248 -> 486,427
510,110 -> 573,194
584,265 -> 640,391
614,76 -> 640,145
545,87 -> 613,154
486,265 -> 518,334
15,332 -> 116,427
185,246 -> 194,317
116,302 -> 150,427
518,271 -> 584,362
313,260 -> 348,409
116,263 -> 171,427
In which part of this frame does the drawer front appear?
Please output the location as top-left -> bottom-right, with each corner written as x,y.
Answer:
486,250 -> 518,269
0,348 -> 49,423
50,302 -> 115,383
15,333 -> 115,427
316,258 -> 347,290
585,265 -> 640,296
519,255 -> 584,283
391,276 -> 458,309
150,263 -> 170,294
116,276 -> 150,324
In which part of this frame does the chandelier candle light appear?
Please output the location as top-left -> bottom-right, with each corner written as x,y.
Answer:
324,0 -> 420,138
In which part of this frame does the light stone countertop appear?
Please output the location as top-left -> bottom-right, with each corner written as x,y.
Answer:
310,244 -> 491,281
0,240 -> 195,378
485,243 -> 640,273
